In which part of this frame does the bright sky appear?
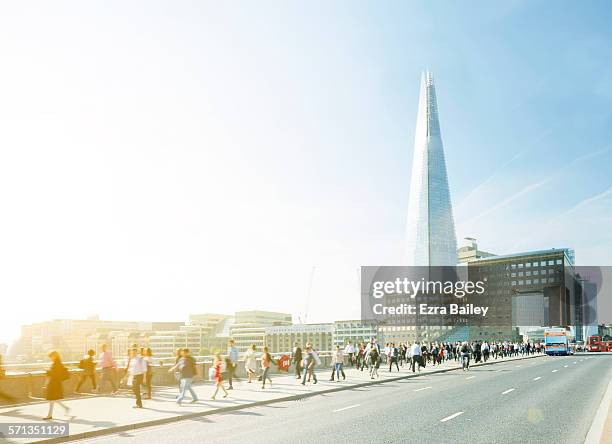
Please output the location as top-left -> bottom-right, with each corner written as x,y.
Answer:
1,1 -> 611,344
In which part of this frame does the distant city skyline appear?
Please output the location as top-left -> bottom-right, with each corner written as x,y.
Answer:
1,2 -> 612,344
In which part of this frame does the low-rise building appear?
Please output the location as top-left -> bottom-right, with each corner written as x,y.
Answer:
332,320 -> 379,347
265,324 -> 333,353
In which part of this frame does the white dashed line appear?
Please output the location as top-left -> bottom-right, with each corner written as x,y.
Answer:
333,404 -> 361,413
415,386 -> 432,392
533,377 -> 541,381
501,388 -> 515,395
515,365 -> 521,368
466,376 -> 475,380
573,362 -> 577,364
440,411 -> 464,422
552,369 -> 558,373
564,365 -> 568,368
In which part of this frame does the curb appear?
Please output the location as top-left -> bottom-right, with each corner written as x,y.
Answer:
584,363 -> 612,443
35,354 -> 545,443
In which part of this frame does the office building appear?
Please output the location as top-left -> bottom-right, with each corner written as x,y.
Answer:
467,248 -> 583,340
405,71 -> 458,266
332,320 -> 379,347
265,324 -> 333,353
230,310 -> 292,352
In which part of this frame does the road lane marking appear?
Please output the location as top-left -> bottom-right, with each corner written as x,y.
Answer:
564,365 -> 568,368
496,369 -> 504,372
515,365 -> 521,367
415,386 -> 432,392
573,362 -> 577,364
333,404 -> 361,413
533,377 -> 541,381
501,388 -> 515,395
466,376 -> 475,380
440,411 -> 464,422
552,369 -> 558,373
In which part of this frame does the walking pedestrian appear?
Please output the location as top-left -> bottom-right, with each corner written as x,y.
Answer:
75,349 -> 96,393
169,348 -> 198,405
301,345 -> 318,385
344,341 -> 355,367
410,342 -> 422,372
210,354 -> 228,400
369,345 -> 380,379
389,343 -> 400,372
460,341 -> 471,371
123,347 -> 147,408
97,344 -> 119,394
330,345 -> 345,381
227,339 -> 238,390
172,348 -> 183,385
292,342 -> 303,379
142,348 -> 154,399
43,351 -> 71,420
244,344 -> 258,383
261,346 -> 274,389
358,343 -> 368,371
0,355 -> 15,402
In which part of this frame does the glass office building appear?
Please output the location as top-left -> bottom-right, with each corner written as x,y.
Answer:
405,71 -> 458,266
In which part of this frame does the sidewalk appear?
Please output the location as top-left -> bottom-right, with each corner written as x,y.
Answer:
602,401 -> 612,443
0,353 -> 544,444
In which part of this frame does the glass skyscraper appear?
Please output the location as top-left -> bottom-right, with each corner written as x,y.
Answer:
405,71 -> 458,266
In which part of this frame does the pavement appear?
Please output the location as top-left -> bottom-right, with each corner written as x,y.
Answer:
74,354 -> 612,444
0,353 -> 547,443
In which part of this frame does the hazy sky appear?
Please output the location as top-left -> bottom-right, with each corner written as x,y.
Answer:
1,1 -> 611,343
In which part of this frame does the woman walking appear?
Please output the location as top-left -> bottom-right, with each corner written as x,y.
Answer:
244,344 -> 258,383
142,348 -> 154,399
44,351 -> 71,420
369,346 -> 380,379
210,354 -> 228,400
172,348 -> 182,387
330,345 -> 345,381
261,346 -> 274,389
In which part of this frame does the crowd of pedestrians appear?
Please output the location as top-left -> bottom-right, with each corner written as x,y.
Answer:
0,337 -> 544,420
343,339 -> 544,375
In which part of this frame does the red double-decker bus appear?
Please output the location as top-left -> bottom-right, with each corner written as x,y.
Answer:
588,335 -> 604,352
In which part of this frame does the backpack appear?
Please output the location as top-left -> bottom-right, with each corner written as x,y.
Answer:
78,357 -> 93,372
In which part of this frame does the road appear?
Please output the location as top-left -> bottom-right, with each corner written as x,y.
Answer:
79,354 -> 612,444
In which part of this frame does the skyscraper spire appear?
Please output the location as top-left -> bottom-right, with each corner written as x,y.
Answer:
405,71 -> 458,266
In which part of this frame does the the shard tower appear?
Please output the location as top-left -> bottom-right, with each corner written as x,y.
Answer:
405,71 -> 458,266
